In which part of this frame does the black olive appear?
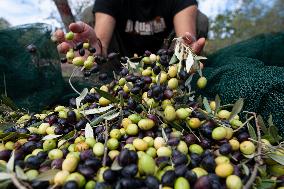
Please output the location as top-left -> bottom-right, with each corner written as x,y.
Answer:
85,158 -> 102,172
17,128 -> 29,134
194,176 -> 211,189
200,138 -> 212,149
183,134 -> 197,146
152,85 -> 162,97
84,71 -> 91,77
74,42 -> 83,51
63,181 -> 79,189
237,132 -> 250,142
60,57 -> 67,63
89,47 -> 97,53
79,48 -> 85,56
90,63 -> 99,73
153,65 -> 161,75
163,89 -> 173,99
95,56 -> 107,65
15,160 -> 25,169
51,158 -> 63,169
219,143 -> 232,155
120,67 -> 128,76
78,165 -> 95,179
22,141 -> 37,153
145,176 -> 160,189
121,164 -> 138,178
130,86 -> 141,95
161,170 -> 176,187
172,153 -> 188,166
143,76 -> 152,84
118,149 -> 130,166
4,127 -> 16,133
54,125 -> 64,135
103,169 -> 117,183
31,180 -> 49,189
184,170 -> 197,184
95,182 -> 112,189
178,70 -> 188,80
80,150 -> 94,161
167,137 -> 180,146
201,155 -> 216,173
25,155 -> 41,169
200,124 -> 213,138
75,119 -> 88,130
67,111 -> 76,123
129,150 -> 138,164
174,164 -> 187,177
14,149 -> 25,160
0,150 -> 12,161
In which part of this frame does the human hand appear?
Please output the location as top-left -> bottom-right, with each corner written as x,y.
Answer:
182,32 -> 205,55
53,21 -> 102,55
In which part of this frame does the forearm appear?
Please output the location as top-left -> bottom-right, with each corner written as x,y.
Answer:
94,13 -> 116,56
173,5 -> 198,38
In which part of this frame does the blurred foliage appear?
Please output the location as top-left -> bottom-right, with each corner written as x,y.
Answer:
204,0 -> 284,53
0,18 -> 10,30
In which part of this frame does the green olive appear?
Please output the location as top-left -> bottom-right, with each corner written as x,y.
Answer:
25,169 -> 39,181
215,156 -> 230,165
143,136 -> 154,147
48,149 -> 63,160
174,177 -> 190,189
138,154 -> 156,175
168,65 -> 178,78
108,150 -> 119,160
43,139 -> 56,151
122,118 -> 132,129
240,141 -> 256,155
215,163 -> 234,178
84,60 -> 94,69
85,137 -> 96,147
99,97 -> 111,106
58,110 -> 67,119
218,110 -> 231,120
197,76 -> 207,89
118,78 -> 126,86
143,57 -> 151,64
126,123 -> 139,135
54,170 -> 70,185
149,54 -> 157,63
85,180 -> 96,189
133,138 -> 148,151
4,141 -> 14,150
176,108 -> 190,120
72,57 -> 85,66
156,72 -> 167,84
128,114 -> 142,124
93,142 -> 104,157
229,139 -> 240,151
212,127 -> 227,140
107,138 -> 119,150
146,147 -> 157,157
65,31 -> 74,40
168,78 -> 179,90
187,117 -> 201,129
164,105 -> 176,122
191,167 -> 208,178
138,118 -> 155,130
226,175 -> 243,189
157,146 -> 172,157
189,144 -> 204,155
38,123 -> 50,135
66,50 -> 75,60
177,141 -> 188,154
62,156 -> 78,172
154,137 -> 166,149
66,172 -> 86,188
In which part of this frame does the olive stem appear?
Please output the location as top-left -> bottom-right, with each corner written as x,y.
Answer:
243,112 -> 263,189
102,120 -> 109,167
233,116 -> 254,133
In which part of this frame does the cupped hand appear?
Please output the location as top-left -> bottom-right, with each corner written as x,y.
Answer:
182,32 -> 206,55
53,21 -> 101,55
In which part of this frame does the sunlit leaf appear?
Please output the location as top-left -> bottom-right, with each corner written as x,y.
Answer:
257,115 -> 267,134
42,134 -> 62,141
203,97 -> 211,114
0,173 -> 11,181
214,94 -> 221,116
7,151 -> 14,172
268,153 -> 284,165
90,109 -> 117,126
83,105 -> 114,115
104,112 -> 120,121
169,54 -> 178,65
185,52 -> 194,73
85,123 -> 94,138
61,130 -> 75,141
241,163 -> 250,176
95,87 -> 119,103
36,169 -> 60,181
228,98 -> 244,121
247,123 -> 257,141
76,88 -> 88,109
15,166 -> 27,180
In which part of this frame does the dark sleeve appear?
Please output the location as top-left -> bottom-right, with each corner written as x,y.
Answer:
92,0 -> 119,18
171,0 -> 198,16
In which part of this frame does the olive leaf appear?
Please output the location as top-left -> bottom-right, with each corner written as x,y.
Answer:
94,87 -> 119,103
75,88 -> 88,109
161,128 -> 168,142
197,95 -> 203,106
214,95 -> 221,116
228,98 -> 244,121
185,74 -> 194,89
256,179 -> 277,189
169,54 -> 178,65
90,109 -> 117,126
268,114 -> 273,127
257,115 -> 267,134
267,153 -> 284,165
104,112 -> 120,121
247,123 -> 257,141
241,163 -> 250,176
36,169 -> 60,181
0,173 -> 11,181
185,52 -> 194,73
27,121 -> 43,128
0,123 -> 17,132
203,97 -> 211,114
83,105 -> 114,115
15,166 -> 27,180
85,123 -> 94,138
157,72 -> 161,86
0,180 -> 11,188
2,132 -> 17,142
42,134 -> 62,141
268,125 -> 282,144
194,56 -> 207,61
111,158 -> 122,171
7,151 -> 15,172
61,130 -> 75,141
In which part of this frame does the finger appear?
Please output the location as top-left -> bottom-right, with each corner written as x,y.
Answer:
57,42 -> 72,54
182,32 -> 196,45
54,29 -> 66,43
69,21 -> 85,33
192,38 -> 206,55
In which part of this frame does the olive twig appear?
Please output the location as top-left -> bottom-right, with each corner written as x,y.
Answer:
102,120 -> 109,167
10,174 -> 28,189
233,116 -> 254,133
243,112 -> 263,189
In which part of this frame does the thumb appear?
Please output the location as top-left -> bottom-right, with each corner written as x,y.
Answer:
192,38 -> 206,54
69,21 -> 86,33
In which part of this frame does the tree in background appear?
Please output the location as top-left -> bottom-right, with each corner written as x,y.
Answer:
0,18 -> 10,30
204,0 -> 284,53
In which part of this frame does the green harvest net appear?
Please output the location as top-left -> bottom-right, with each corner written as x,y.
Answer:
198,32 -> 284,136
0,23 -> 66,112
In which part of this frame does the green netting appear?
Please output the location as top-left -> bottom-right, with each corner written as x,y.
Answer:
199,32 -> 284,136
0,23 -> 66,112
